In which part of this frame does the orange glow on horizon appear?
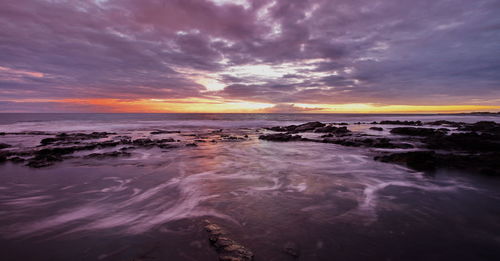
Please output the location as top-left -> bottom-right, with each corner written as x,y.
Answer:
4,98 -> 500,113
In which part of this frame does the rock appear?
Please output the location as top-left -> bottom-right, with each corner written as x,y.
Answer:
314,126 -> 350,134
283,241 -> 300,258
25,141 -> 120,168
390,127 -> 442,137
158,144 -> 178,149
150,130 -> 181,135
127,138 -> 174,147
369,127 -> 383,131
259,134 -> 303,142
0,143 -> 12,149
39,132 -> 113,145
375,151 -> 438,171
425,120 -> 464,127
458,121 -> 500,134
267,122 -> 325,133
294,121 -> 325,132
323,137 -> 413,149
375,151 -> 500,176
378,120 -> 423,126
186,143 -> 198,147
266,126 -> 296,132
425,132 -> 499,152
204,220 -> 253,261
0,152 -> 8,163
83,151 -> 131,159
9,157 -> 25,163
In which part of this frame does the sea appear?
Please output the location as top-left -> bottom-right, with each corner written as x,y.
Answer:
0,113 -> 499,261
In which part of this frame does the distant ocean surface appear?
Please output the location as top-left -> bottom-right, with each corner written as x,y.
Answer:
1,113 -> 498,132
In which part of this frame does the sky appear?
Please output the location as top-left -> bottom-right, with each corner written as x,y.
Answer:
1,0 -> 500,113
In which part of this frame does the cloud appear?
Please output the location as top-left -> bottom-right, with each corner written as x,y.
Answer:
0,0 -> 499,112
261,103 -> 324,113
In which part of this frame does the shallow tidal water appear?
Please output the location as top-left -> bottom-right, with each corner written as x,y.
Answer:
1,113 -> 500,261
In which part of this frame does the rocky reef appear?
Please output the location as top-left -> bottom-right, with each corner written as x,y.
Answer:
261,120 -> 500,176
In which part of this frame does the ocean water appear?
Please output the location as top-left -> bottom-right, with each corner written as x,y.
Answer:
0,113 -> 499,261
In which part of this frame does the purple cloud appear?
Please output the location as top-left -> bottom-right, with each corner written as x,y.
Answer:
0,0 -> 499,111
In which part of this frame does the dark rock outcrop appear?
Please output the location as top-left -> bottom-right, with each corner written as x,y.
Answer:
204,220 -> 253,261
150,130 -> 181,135
425,120 -> 464,127
458,121 -> 500,134
375,151 -> 438,171
40,132 -> 113,145
259,134 -> 303,142
267,121 -> 325,133
314,126 -> 350,134
126,138 -> 175,147
425,132 -> 500,152
0,143 -> 12,149
375,151 -> 500,176
369,127 -> 383,131
294,121 -> 325,132
378,120 -> 423,126
84,151 -> 131,159
390,127 -> 443,137
323,137 -> 413,149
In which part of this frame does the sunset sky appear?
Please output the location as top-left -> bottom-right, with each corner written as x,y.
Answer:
1,0 -> 499,113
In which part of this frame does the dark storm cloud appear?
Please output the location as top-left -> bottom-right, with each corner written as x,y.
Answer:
0,0 -> 499,110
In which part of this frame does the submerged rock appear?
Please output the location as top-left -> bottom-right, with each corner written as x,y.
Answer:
283,241 -> 300,258
204,220 -> 254,261
369,127 -> 384,131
